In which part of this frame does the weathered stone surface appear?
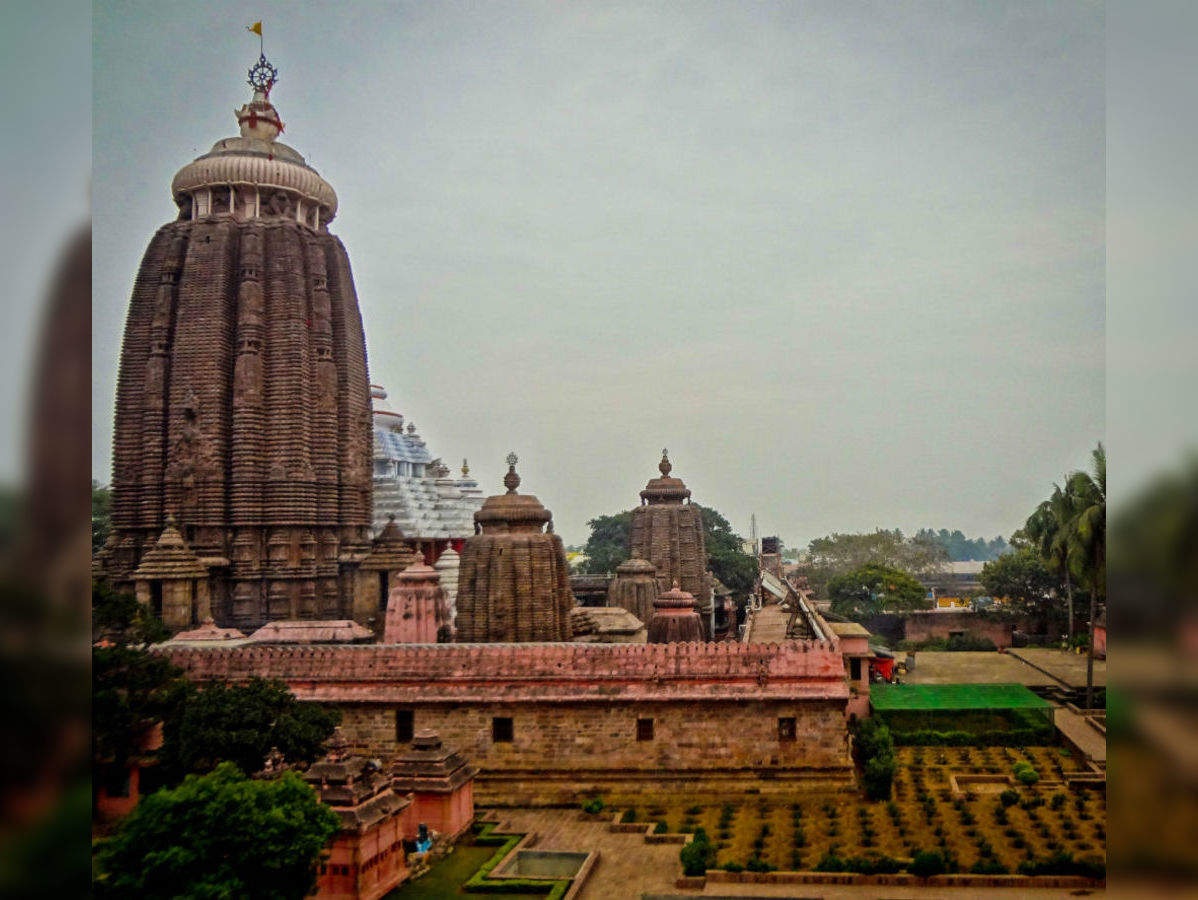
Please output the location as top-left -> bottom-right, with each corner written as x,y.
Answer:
101,69 -> 372,634
455,458 -> 574,642
606,558 -> 659,624
162,641 -> 853,802
647,582 -> 704,644
629,452 -> 711,635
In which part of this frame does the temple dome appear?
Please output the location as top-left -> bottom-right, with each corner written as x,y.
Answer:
169,80 -> 338,224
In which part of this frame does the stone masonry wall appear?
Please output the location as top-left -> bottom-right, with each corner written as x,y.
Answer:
903,611 -> 1013,648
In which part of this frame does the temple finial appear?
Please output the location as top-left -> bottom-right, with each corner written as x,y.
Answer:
461,458 -> 469,477
504,452 -> 520,494
659,448 -> 672,478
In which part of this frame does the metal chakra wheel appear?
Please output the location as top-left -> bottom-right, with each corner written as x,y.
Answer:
247,54 -> 278,92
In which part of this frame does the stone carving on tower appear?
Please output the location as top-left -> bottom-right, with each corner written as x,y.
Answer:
98,50 -> 373,633
454,454 -> 575,642
629,450 -> 712,639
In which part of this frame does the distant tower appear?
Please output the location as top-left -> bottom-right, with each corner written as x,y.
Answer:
98,50 -> 372,631
606,557 -> 659,625
629,450 -> 711,638
455,454 -> 575,642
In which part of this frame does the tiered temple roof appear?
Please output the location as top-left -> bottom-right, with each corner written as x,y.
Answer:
454,456 -> 575,643
371,385 -> 483,541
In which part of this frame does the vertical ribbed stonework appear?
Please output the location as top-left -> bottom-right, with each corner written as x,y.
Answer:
629,450 -> 711,638
455,456 -> 575,643
99,57 -> 372,633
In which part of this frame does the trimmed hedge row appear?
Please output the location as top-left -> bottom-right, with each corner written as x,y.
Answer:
889,727 -> 1054,747
464,824 -> 571,898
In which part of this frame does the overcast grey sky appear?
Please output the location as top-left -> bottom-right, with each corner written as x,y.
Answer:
92,1 -> 1104,548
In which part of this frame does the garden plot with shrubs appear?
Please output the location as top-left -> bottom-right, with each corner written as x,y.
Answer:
609,743 -> 1104,879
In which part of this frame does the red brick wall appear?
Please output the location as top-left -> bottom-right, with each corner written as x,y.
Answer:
903,612 -> 1012,648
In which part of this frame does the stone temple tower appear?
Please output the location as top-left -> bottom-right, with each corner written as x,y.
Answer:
98,52 -> 372,632
629,450 -> 712,638
455,454 -> 575,642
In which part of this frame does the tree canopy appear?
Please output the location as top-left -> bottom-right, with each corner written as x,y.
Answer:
577,511 -> 634,575
913,528 -> 1009,561
94,762 -> 339,900
979,547 -> 1063,627
826,564 -> 930,619
804,529 -> 946,597
159,677 -> 339,783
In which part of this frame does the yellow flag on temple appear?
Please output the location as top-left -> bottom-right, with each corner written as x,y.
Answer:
247,21 -> 263,36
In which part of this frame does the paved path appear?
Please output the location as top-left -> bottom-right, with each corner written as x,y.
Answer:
1053,706 -> 1106,764
744,604 -> 790,643
1006,648 -> 1106,689
485,808 -> 682,899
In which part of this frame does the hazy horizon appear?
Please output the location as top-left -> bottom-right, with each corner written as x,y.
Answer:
92,2 -> 1104,548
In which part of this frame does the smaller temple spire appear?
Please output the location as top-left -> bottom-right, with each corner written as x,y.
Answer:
503,452 -> 520,494
660,448 -> 672,477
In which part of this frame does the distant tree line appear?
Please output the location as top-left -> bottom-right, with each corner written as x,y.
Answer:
913,528 -> 1009,561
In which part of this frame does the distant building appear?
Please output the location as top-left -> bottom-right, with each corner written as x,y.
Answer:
371,385 -> 483,562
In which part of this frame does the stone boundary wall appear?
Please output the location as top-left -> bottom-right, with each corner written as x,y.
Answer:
162,640 -> 850,703
903,611 -> 1013,648
701,870 -> 1102,889
161,642 -> 855,804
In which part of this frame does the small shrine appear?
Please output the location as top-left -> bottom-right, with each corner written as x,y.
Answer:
454,454 -> 575,642
647,581 -> 705,644
389,729 -> 478,842
305,731 -> 414,900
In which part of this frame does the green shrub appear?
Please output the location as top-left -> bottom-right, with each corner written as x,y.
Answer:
653,821 -> 668,834
845,855 -> 903,875
620,808 -> 637,823
745,856 -> 774,873
970,859 -> 1010,875
909,850 -> 949,878
581,797 -> 605,815
999,789 -> 1020,807
1017,852 -> 1105,879
1013,762 -> 1040,786
684,805 -> 702,816
815,851 -> 848,872
721,860 -> 744,873
679,831 -> 716,877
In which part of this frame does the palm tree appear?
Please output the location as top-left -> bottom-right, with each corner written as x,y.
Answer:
1025,485 -> 1077,641
1065,443 -> 1105,709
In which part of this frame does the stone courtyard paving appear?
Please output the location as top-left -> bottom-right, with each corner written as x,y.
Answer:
902,651 -> 1058,686
484,807 -> 684,899
1006,648 -> 1107,688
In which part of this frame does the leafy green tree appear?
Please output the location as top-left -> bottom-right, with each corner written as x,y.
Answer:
826,564 -> 929,619
160,678 -> 339,782
979,548 -> 1063,629
92,480 -> 112,553
695,505 -> 758,598
805,530 -> 946,596
577,511 -> 634,575
913,528 -> 1009,561
93,582 -> 184,780
94,762 -> 339,900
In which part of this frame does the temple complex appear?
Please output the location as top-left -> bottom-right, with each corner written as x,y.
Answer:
629,451 -> 712,636
97,52 -> 373,632
454,455 -> 575,643
370,384 -> 483,560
